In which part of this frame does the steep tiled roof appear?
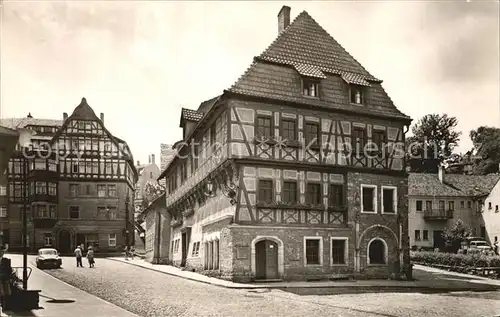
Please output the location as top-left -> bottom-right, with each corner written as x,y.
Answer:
0,118 -> 63,129
181,108 -> 203,122
227,10 -> 410,121
70,98 -> 99,120
409,173 -> 500,197
259,11 -> 376,80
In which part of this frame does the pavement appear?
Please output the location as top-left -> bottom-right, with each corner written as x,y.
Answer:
2,254 -> 138,317
108,256 -> 500,291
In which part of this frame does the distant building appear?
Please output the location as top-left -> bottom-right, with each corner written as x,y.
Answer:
158,6 -> 411,282
0,125 -> 19,246
159,144 -> 176,187
1,98 -> 138,253
134,155 -> 161,213
143,192 -> 170,264
408,166 -> 500,250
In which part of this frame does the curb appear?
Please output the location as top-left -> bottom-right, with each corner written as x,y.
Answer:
109,258 -> 498,292
108,258 -> 259,289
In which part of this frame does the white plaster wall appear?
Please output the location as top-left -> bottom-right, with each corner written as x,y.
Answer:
482,180 -> 500,244
408,196 -> 477,248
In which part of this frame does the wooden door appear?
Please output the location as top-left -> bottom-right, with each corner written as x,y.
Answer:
181,232 -> 187,266
255,240 -> 278,280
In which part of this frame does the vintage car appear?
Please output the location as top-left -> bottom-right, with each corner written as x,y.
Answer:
35,248 -> 62,269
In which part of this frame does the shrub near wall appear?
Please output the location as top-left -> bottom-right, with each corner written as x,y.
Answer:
411,251 -> 500,278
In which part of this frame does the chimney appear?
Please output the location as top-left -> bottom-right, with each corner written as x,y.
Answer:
137,160 -> 140,166
278,6 -> 291,34
148,155 -> 151,164
63,112 -> 68,121
100,113 -> 104,123
151,154 -> 155,164
438,164 -> 444,183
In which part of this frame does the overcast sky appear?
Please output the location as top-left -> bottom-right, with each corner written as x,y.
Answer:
1,0 -> 499,165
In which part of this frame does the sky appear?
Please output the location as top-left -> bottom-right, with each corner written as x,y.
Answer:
1,0 -> 499,166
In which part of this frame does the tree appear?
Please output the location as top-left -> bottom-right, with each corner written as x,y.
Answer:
442,219 -> 472,253
470,126 -> 500,175
406,114 -> 461,173
136,181 -> 165,223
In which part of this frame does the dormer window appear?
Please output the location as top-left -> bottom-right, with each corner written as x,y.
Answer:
303,79 -> 319,97
350,86 -> 364,104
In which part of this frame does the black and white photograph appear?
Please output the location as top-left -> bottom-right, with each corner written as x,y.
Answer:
0,0 -> 499,316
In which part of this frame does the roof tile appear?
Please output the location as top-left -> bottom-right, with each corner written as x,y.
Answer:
181,108 -> 203,122
409,173 -> 500,197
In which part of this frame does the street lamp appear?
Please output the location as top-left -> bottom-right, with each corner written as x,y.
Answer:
125,195 -> 130,248
18,127 -> 36,290
204,177 -> 238,205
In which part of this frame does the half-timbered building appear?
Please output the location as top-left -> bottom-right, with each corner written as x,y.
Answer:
159,6 -> 412,281
1,98 -> 137,253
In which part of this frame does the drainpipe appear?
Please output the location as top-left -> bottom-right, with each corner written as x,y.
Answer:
155,211 -> 161,263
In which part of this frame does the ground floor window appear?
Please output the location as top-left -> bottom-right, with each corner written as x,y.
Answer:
330,238 -> 347,265
109,233 -> 117,247
191,242 -> 200,257
368,239 -> 386,264
85,234 -> 99,248
304,237 -> 322,265
204,240 -> 219,270
43,233 -> 53,246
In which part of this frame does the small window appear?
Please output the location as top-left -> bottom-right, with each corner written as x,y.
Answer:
43,233 -> 53,246
496,205 -> 499,212
468,201 -> 472,208
382,187 -> 396,214
109,233 -> 117,247
48,183 -> 57,196
108,207 -> 117,220
282,182 -> 297,204
425,200 -> 432,211
329,184 -> 345,208
415,230 -> 421,241
0,206 -> 7,218
0,185 -> 6,196
448,201 -> 455,211
258,180 -> 273,203
460,201 -> 465,208
331,238 -> 347,265
438,201 -> 445,211
416,200 -> 423,211
371,130 -> 385,153
368,239 -> 386,264
191,242 -> 200,257
305,122 -> 320,146
423,230 -> 429,241
150,172 -> 153,179
256,116 -> 273,138
281,119 -> 297,141
97,185 -> 107,197
361,185 -> 376,213
69,206 -> 80,219
305,238 -> 321,265
489,202 -> 492,210
352,128 -> 366,155
306,183 -> 321,205
69,184 -> 80,197
107,185 -> 117,197
303,79 -> 319,97
350,86 -> 364,104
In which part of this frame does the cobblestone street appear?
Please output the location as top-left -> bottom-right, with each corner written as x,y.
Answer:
40,256 -> 500,317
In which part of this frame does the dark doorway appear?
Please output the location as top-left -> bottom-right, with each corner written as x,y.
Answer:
58,230 -> 71,254
181,229 -> 191,267
255,240 -> 279,280
480,226 -> 486,239
433,230 -> 445,251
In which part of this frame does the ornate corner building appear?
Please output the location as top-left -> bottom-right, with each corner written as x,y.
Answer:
156,6 -> 412,282
0,98 -> 138,254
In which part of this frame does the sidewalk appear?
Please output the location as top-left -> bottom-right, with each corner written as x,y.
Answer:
109,257 -> 500,291
3,255 -> 138,317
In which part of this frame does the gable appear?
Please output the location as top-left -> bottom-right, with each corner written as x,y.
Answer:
227,10 -> 410,121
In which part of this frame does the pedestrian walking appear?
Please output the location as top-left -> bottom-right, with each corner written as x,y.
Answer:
130,246 -> 135,260
74,245 -> 83,267
87,246 -> 95,268
124,245 -> 129,260
0,244 -> 12,311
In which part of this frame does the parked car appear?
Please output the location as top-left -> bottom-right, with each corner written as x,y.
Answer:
36,248 -> 62,269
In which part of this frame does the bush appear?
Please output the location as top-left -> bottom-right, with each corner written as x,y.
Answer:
410,251 -> 500,268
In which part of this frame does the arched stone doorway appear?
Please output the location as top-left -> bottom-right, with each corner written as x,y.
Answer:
58,229 -> 72,254
255,240 -> 279,280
